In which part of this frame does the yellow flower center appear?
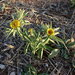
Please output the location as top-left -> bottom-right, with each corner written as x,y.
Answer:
10,20 -> 21,29
47,28 -> 55,36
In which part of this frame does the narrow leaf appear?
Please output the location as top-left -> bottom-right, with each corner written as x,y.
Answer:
48,49 -> 59,58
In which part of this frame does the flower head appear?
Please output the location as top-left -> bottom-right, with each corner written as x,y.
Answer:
28,28 -> 33,33
10,20 -> 21,29
47,28 -> 55,36
28,28 -> 34,36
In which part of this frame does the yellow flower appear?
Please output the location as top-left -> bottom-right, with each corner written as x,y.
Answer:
10,20 -> 21,29
28,28 -> 34,36
47,28 -> 55,36
28,28 -> 33,33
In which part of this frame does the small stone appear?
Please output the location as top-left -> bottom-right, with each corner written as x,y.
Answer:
10,72 -> 16,75
0,64 -> 5,69
0,55 -> 3,58
45,63 -> 48,67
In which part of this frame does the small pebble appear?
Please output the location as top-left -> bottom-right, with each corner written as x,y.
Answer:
0,64 -> 5,69
10,72 -> 16,75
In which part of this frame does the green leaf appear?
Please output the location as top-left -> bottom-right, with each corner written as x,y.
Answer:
49,22 -> 52,28
24,43 -> 29,54
63,53 -> 69,59
24,65 -> 37,75
13,30 -> 16,37
49,39 -> 55,44
43,37 -> 49,45
72,60 -> 75,68
17,28 -> 24,39
24,12 -> 28,17
48,49 -> 59,58
71,0 -> 75,6
37,49 -> 43,59
44,45 -> 54,51
50,36 -> 64,44
38,73 -> 48,75
6,29 -> 14,39
67,42 -> 75,47
22,29 -> 31,42
60,49 -> 69,59
36,42 -> 42,49
23,20 -> 31,25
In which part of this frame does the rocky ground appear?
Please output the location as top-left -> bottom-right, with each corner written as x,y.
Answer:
0,0 -> 75,75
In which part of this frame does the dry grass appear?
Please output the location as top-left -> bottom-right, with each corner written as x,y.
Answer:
6,0 -> 68,3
